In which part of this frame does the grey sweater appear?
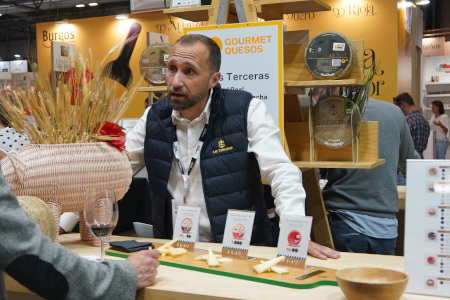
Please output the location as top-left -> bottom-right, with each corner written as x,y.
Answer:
322,98 -> 420,218
0,170 -> 137,299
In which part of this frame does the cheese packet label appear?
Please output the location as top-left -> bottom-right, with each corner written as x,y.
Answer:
222,209 -> 255,260
276,215 -> 312,269
172,205 -> 200,252
345,97 -> 354,115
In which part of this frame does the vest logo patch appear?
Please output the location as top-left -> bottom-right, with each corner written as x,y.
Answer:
213,139 -> 234,154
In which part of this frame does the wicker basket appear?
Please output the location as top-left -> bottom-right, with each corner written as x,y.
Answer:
0,143 -> 132,244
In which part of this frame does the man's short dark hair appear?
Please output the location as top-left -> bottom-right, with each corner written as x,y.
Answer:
175,34 -> 221,74
393,92 -> 415,106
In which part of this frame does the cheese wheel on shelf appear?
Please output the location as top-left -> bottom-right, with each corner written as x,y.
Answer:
312,96 -> 352,149
304,31 -> 356,80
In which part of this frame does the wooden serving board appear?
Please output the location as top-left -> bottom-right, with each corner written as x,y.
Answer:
106,243 -> 338,289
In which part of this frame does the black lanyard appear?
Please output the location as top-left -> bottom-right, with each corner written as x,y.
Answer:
172,123 -> 208,203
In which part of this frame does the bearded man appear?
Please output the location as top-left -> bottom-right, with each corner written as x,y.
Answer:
125,34 -> 339,260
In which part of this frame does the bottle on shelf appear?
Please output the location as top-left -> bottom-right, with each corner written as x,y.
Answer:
102,22 -> 142,88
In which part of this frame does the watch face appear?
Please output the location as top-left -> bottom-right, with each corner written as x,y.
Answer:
428,207 -> 436,216
287,230 -> 301,246
232,224 -> 245,240
429,167 -> 437,176
312,96 -> 353,149
181,218 -> 193,233
428,231 -> 436,240
139,43 -> 173,85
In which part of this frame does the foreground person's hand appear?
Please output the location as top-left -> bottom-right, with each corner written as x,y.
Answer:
127,249 -> 160,289
308,241 -> 340,260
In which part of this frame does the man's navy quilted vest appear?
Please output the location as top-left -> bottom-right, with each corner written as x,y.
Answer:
144,84 -> 271,246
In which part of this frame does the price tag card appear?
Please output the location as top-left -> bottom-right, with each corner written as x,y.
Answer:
221,209 -> 255,260
172,206 -> 200,252
276,215 -> 312,269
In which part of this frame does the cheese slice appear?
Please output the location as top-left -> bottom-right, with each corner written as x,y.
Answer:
253,256 -> 285,274
207,248 -> 221,267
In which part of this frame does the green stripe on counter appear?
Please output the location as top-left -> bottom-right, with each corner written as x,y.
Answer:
105,250 -> 338,289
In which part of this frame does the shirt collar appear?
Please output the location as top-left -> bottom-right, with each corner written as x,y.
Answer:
171,91 -> 212,124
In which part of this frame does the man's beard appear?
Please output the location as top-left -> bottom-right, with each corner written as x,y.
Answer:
168,86 -> 210,112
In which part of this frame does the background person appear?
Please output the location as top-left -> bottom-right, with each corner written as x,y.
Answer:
125,34 -> 339,259
322,98 -> 420,255
393,92 -> 430,158
429,100 -> 449,159
393,92 -> 429,185
0,170 -> 160,299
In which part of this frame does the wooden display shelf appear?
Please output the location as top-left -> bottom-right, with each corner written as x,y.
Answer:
254,0 -> 330,20
163,5 -> 212,22
284,79 -> 365,88
294,159 -> 385,169
138,86 -> 168,93
164,0 -> 330,23
284,40 -> 365,83
285,121 -> 384,169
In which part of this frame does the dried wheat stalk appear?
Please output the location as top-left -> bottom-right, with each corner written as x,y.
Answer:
0,44 -> 142,144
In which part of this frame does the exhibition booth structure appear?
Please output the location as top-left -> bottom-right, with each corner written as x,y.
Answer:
4,0 -> 449,299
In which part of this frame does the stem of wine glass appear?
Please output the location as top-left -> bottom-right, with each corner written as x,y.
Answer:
99,237 -> 105,261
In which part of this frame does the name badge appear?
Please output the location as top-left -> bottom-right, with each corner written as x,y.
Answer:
172,205 -> 200,252
221,209 -> 255,260
276,215 -> 312,269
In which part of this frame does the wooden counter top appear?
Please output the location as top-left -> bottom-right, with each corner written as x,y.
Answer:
5,233 -> 445,300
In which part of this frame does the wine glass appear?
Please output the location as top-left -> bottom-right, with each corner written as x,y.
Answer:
84,187 -> 118,261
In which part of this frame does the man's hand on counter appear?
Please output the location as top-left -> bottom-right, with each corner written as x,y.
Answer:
308,241 -> 340,260
127,249 -> 161,289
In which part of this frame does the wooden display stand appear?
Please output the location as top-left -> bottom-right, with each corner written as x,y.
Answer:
164,0 -> 383,250
138,86 -> 168,106
282,36 -> 384,249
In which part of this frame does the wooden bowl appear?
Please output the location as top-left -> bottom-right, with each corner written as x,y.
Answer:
335,267 -> 408,300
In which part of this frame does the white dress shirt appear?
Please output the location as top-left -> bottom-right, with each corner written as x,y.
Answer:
125,95 -> 306,242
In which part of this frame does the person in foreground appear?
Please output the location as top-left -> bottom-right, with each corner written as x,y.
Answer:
322,98 -> 420,255
0,171 -> 160,299
125,34 -> 339,260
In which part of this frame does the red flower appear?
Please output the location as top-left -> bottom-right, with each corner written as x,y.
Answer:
94,121 -> 126,151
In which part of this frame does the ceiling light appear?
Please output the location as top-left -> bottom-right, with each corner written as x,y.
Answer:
14,54 -> 21,58
76,4 -> 85,7
115,14 -> 129,20
398,1 -> 414,8
416,0 -> 430,5
88,2 -> 98,6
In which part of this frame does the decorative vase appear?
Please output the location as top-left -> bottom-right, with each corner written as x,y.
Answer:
0,143 -> 132,244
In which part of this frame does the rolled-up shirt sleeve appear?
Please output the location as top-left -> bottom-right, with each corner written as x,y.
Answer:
125,108 -> 149,175
246,98 -> 306,218
60,212 -> 79,232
